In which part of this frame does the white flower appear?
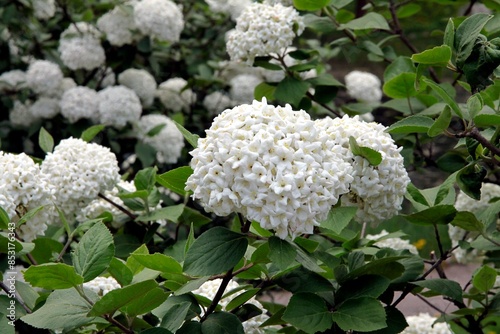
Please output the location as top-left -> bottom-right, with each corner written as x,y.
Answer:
118,69 -> 157,107
366,230 -> 418,254
29,97 -> 60,119
133,0 -> 184,43
97,5 -> 137,46
26,60 -> 63,96
134,114 -> 185,164
0,70 -> 27,91
263,0 -> 293,5
229,74 -> 262,105
59,22 -> 106,70
0,152 -> 57,241
401,313 -> 452,334
60,86 -> 100,123
186,99 -> 353,239
157,78 -> 196,112
83,276 -> 120,296
193,279 -> 273,333
40,137 -> 120,219
203,91 -> 234,114
9,100 -> 38,128
344,70 -> 382,103
316,115 -> 410,224
32,0 -> 56,20
226,3 -> 305,64
98,85 -> 142,128
205,0 -> 252,20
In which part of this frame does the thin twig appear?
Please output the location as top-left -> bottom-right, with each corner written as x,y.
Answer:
0,281 -> 31,313
98,193 -> 137,220
201,268 -> 234,321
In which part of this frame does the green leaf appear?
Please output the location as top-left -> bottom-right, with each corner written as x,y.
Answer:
412,278 -> 463,302
384,57 -> 415,82
383,72 -> 417,98
141,329 -> 173,334
396,3 -> 421,18
156,166 -> 193,196
108,257 -> 133,286
428,105 -> 452,137
135,167 -> 157,191
411,45 -> 452,66
31,237 -> 64,264
254,82 -> 276,101
455,13 -> 492,67
136,204 -> 185,223
72,222 -> 115,282
443,18 -> 455,50
21,288 -> 99,331
120,287 -> 168,316
173,121 -> 198,148
38,127 -> 54,153
344,257 -> 406,282
307,73 -> 343,87
201,312 -> 244,334
336,275 -> 390,304
386,115 -> 434,134
320,207 -> 357,234
276,267 -> 333,293
474,110 -> 500,126
451,211 -> 484,232
16,206 -> 44,228
274,77 -> 311,106
0,206 -> 9,229
268,237 -> 296,270
457,163 -> 487,200
81,124 -> 105,142
225,288 -> 260,311
403,205 -> 457,225
406,183 -> 430,207
126,244 -> 149,274
177,321 -> 202,334
472,265 -> 497,292
340,12 -> 390,31
88,279 -> 158,316
349,136 -> 382,166
183,227 -> 248,276
467,94 -> 484,119
131,253 -> 183,274
160,301 -> 192,332
332,297 -> 386,332
23,263 -> 83,289
422,78 -> 464,119
282,292 -> 333,333
294,245 -> 325,273
147,124 -> 166,137
175,276 -> 209,295
293,0 -> 330,11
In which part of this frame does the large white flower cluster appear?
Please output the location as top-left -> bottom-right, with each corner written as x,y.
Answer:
98,85 -> 142,128
83,276 -> 120,296
344,70 -> 383,103
29,97 -> 60,119
134,114 -> 185,164
9,101 -> 37,128
205,0 -> 252,20
118,69 -> 157,107
186,99 -> 354,239
226,3 -> 305,64
58,22 -> 106,70
192,279 -> 272,333
316,115 -> 410,224
0,152 -> 56,241
60,86 -> 99,123
97,4 -> 137,46
229,73 -> 262,105
157,78 -> 196,112
26,60 -> 63,96
32,0 -> 56,20
203,91 -> 234,114
40,138 -> 120,219
401,313 -> 452,334
133,0 -> 184,43
366,230 -> 418,254
0,70 -> 27,91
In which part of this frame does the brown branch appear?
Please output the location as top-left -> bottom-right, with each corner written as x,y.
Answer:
98,193 -> 137,221
201,268 -> 234,321
0,281 -> 31,314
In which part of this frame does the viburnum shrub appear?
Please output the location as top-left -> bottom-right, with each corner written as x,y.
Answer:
2,0 -> 500,333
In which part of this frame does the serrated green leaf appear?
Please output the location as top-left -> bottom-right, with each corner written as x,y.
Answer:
183,227 -> 248,276
412,278 -> 463,302
383,72 -> 417,98
24,263 -> 84,289
268,237 -> 296,270
72,222 -> 115,282
340,12 -> 390,31
403,205 -> 457,225
472,265 -> 497,292
108,257 -> 133,286
156,166 -> 193,196
451,211 -> 484,232
120,287 -> 168,316
349,136 -> 382,166
202,312 -> 244,334
282,292 -> 333,333
428,105 -> 452,137
386,115 -> 434,134
455,13 -> 492,67
38,127 -> 54,153
136,204 -> 185,223
274,77 -> 311,106
411,45 -> 452,66
320,207 -> 358,234
173,121 -> 198,148
81,124 -> 105,142
332,297 -> 386,332
293,0 -> 330,11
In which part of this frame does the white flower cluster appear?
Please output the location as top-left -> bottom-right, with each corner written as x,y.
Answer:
316,115 -> 410,224
157,78 -> 196,112
226,3 -> 305,64
186,99 -> 354,239
344,70 -> 383,103
401,313 -> 452,334
58,22 -> 106,70
203,91 -> 234,114
263,0 -> 294,5
60,86 -> 99,123
229,73 -> 262,105
366,230 -> 418,254
205,0 -> 252,20
0,69 -> 27,91
32,0 -> 56,20
118,69 -> 157,107
449,183 -> 500,263
134,114 -> 185,164
192,279 -> 272,333
97,4 -> 137,46
26,60 -> 63,96
0,152 -> 56,241
40,138 -> 120,219
83,276 -> 120,296
9,101 -> 37,128
133,0 -> 184,43
29,97 -> 60,119
98,85 -> 143,128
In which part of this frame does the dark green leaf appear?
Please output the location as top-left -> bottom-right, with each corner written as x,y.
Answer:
293,0 -> 330,11
451,211 -> 484,232
455,13 -> 492,67
156,166 -> 193,196
24,263 -> 83,289
31,238 -> 64,264
349,136 -> 382,166
131,253 -> 183,274
81,124 -> 105,142
253,59 -> 282,71
406,183 -> 430,207
108,257 -> 133,286
472,265 -> 497,292
225,288 -> 260,311
254,82 -> 276,100
173,121 -> 198,148
336,275 -> 390,304
422,78 -> 464,118
276,267 -> 333,293
0,206 -> 9,229
368,307 -> 408,334
120,287 -> 169,316
320,207 -> 357,234
268,237 -> 296,270
386,115 -> 434,134
38,127 -> 54,153
383,72 -> 417,98
457,164 -> 487,200
134,167 -> 157,191
412,278 -> 463,302
396,3 -> 421,18
332,297 -> 386,332
160,301 -> 192,332
274,77 -> 311,106
467,94 -> 484,119
428,105 -> 452,137
403,205 -> 457,225
344,257 -> 406,282
201,312 -> 244,334
412,45 -> 452,66
444,18 -> 455,50
384,57 -> 415,82
136,204 -> 185,223
282,292 -> 333,333
340,12 -> 390,31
